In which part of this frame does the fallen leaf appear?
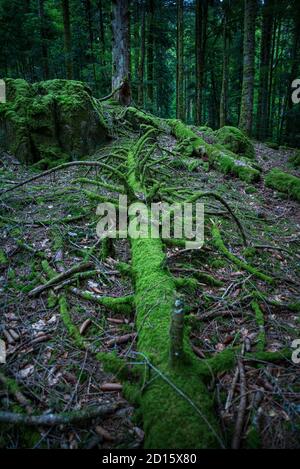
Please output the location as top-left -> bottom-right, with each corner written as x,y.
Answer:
17,365 -> 34,379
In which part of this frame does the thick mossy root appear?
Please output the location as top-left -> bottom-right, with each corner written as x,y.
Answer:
265,168 -> 300,202
208,146 -> 261,183
288,151 -> 300,168
0,78 -> 108,165
214,126 -> 255,160
211,225 -> 274,284
123,130 -> 224,448
59,295 -> 86,349
70,288 -> 134,316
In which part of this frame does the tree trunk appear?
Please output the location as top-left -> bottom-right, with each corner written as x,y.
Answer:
239,0 -> 257,136
112,0 -> 131,106
147,0 -> 155,111
38,0 -> 49,80
195,0 -> 208,125
97,0 -> 106,66
61,0 -> 73,80
256,0 -> 274,140
176,0 -> 184,120
138,2 -> 146,108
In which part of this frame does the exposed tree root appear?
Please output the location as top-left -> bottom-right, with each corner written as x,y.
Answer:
0,403 -> 121,427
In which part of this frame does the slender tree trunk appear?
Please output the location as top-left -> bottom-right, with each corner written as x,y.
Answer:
138,2 -> 146,108
61,0 -> 73,80
239,0 -> 257,136
220,5 -> 229,128
176,0 -> 184,120
38,0 -> 49,80
147,0 -> 155,111
98,0 -> 106,66
256,0 -> 274,140
195,0 -> 208,125
111,0 -> 131,105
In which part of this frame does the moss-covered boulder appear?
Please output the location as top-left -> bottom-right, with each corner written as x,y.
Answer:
214,126 -> 255,160
265,168 -> 300,202
0,78 -> 108,166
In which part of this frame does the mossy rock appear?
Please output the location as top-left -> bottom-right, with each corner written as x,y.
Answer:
265,168 -> 300,202
214,126 -> 255,160
0,78 -> 108,166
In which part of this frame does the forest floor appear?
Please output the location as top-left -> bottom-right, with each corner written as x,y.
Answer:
0,134 -> 299,449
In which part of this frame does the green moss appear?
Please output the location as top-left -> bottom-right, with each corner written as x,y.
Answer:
193,271 -> 224,287
209,146 -> 260,183
59,295 -> 85,349
168,119 -> 207,158
288,151 -> 300,168
265,168 -> 300,202
0,249 -> 8,266
265,141 -> 279,150
75,290 -> 134,315
214,126 -> 255,160
212,225 -> 274,284
174,277 -> 199,292
1,78 -> 108,165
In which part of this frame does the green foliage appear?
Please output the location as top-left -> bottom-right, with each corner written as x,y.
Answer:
288,151 -> 300,169
265,168 -> 300,202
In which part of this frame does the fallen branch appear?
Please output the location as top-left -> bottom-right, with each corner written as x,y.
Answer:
0,403 -> 121,427
231,359 -> 247,449
29,262 -> 94,297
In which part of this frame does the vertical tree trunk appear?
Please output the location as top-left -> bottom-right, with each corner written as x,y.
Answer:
256,0 -> 273,140
219,4 -> 229,128
38,0 -> 49,80
147,0 -> 155,111
138,2 -> 146,108
239,0 -> 257,136
176,0 -> 184,120
195,0 -> 208,125
61,0 -> 73,80
85,0 -> 97,87
112,0 -> 131,106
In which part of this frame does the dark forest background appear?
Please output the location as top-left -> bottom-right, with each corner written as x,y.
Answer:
0,0 -> 299,145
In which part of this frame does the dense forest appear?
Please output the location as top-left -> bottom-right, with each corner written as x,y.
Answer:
0,0 -> 300,454
0,0 -> 300,144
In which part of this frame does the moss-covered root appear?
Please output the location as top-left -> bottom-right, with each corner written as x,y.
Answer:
265,168 -> 300,202
251,301 -> 265,352
168,119 -> 260,183
131,237 -> 223,449
70,287 -> 134,315
211,224 -> 274,284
